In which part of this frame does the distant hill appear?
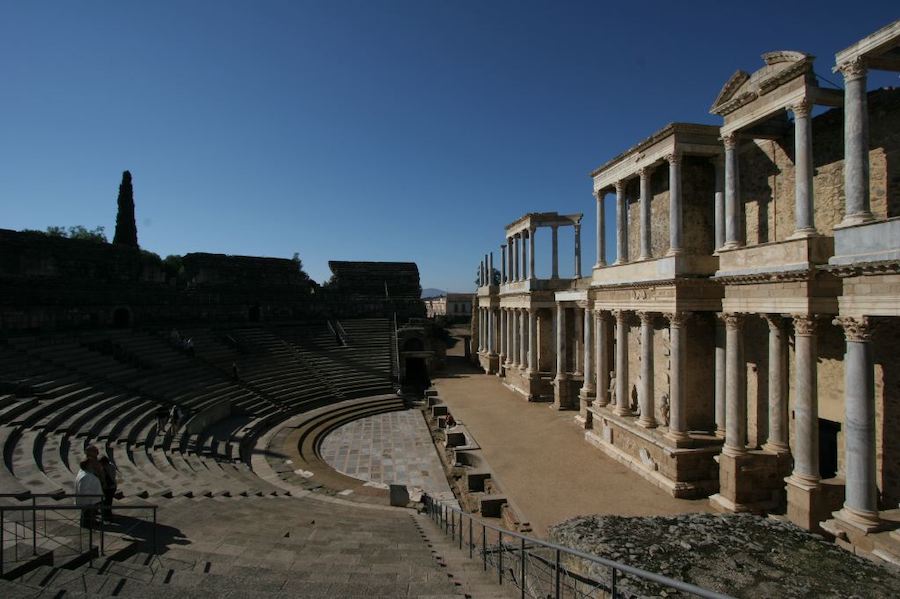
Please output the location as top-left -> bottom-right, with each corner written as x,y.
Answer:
421,288 -> 446,298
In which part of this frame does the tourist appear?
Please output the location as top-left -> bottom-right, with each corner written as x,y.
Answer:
155,405 -> 169,434
445,414 -> 456,428
74,460 -> 102,528
169,404 -> 184,433
99,456 -> 118,521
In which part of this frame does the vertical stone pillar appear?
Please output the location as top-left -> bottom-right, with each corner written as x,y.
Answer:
714,315 -> 726,437
666,312 -> 690,444
479,262 -> 484,287
488,252 -> 493,285
595,191 -> 606,268
554,302 -> 569,409
506,308 -> 514,367
528,227 -> 537,280
637,311 -> 656,428
722,132 -> 742,249
790,315 -> 820,482
763,315 -> 790,453
507,237 -> 514,282
478,308 -> 484,351
639,166 -> 652,260
499,309 -> 507,369
595,311 -> 610,408
573,306 -> 583,376
666,152 -> 683,256
837,59 -> 874,227
500,244 -> 507,284
551,225 -> 559,279
834,316 -> 880,529
488,309 -> 495,355
519,308 -> 527,368
613,310 -> 631,416
723,313 -> 746,455
512,310 -> 520,367
527,309 -> 537,374
713,156 -> 725,251
513,235 -> 521,281
521,231 -> 529,280
574,223 -> 582,278
581,305 -> 594,394
615,180 -> 628,264
790,100 -> 816,237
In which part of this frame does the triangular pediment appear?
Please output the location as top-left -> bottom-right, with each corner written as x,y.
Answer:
710,70 -> 749,113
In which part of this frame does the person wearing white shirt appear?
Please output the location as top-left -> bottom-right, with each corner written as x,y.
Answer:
74,460 -> 102,528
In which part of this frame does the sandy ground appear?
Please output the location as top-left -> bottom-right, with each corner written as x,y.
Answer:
433,331 -> 710,537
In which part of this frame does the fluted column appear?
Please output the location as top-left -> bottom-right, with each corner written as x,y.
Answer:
790,100 -> 816,237
713,156 -> 725,251
763,315 -> 790,453
499,309 -> 507,367
507,237 -> 514,282
723,313 -> 746,455
574,223 -> 582,278
527,309 -> 537,374
528,227 -> 537,280
637,311 -> 656,428
500,244 -> 507,283
513,235 -> 521,281
790,315 -> 819,484
551,225 -> 559,279
667,152 -> 683,256
519,308 -> 527,367
595,191 -> 606,268
521,231 -> 529,280
615,181 -> 628,264
506,309 -> 514,367
555,303 -> 566,378
573,305 -> 583,376
722,133 -> 741,249
837,59 -> 874,226
835,316 -> 880,528
581,305 -> 594,395
488,252 -> 493,286
488,309 -> 495,355
613,310 -> 631,416
639,166 -> 652,260
714,314 -> 726,437
595,311 -> 610,408
666,312 -> 690,444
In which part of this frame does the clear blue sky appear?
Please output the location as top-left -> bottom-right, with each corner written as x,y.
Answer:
2,2 -> 897,292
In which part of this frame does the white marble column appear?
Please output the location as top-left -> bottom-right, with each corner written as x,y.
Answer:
723,313 -> 746,455
637,311 -> 656,428
714,315 -> 726,437
581,305 -> 594,396
614,310 -> 631,416
639,166 -> 652,260
513,235 -> 521,281
722,133 -> 742,249
555,303 -> 566,378
527,309 -> 537,374
713,156 -> 725,251
790,100 -> 817,237
573,306 -> 583,376
499,309 -> 507,366
615,180 -> 628,264
488,309 -> 495,354
506,309 -> 514,367
500,244 -> 507,284
790,315 -> 819,483
837,59 -> 874,227
595,311 -> 610,407
574,223 -> 582,278
528,227 -> 537,280
595,191 -> 606,268
514,310 -> 522,366
835,316 -> 880,528
666,312 -> 690,443
519,308 -> 527,368
521,231 -> 529,280
477,308 -> 484,351
488,252 -> 494,285
507,237 -> 514,282
667,152 -> 683,256
551,225 -> 559,279
763,315 -> 790,453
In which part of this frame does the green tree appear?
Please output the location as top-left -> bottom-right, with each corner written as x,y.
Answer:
113,170 -> 138,247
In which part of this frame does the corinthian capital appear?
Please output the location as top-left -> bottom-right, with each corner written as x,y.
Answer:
665,152 -> 682,166
637,310 -> 657,325
792,314 -> 817,336
664,311 -> 691,328
721,132 -> 739,150
614,180 -> 626,195
836,57 -> 867,83
834,316 -> 873,342
791,99 -> 812,119
722,312 -> 743,329
763,313 -> 785,332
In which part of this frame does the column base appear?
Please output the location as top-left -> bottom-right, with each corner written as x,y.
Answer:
830,506 -> 886,533
720,241 -> 741,251
665,248 -> 683,257
636,417 -> 658,429
836,213 -> 875,229
761,441 -> 791,455
665,430 -> 692,448
613,406 -> 632,417
578,391 -> 595,429
787,228 -> 819,240
593,261 -> 606,269
715,427 -> 726,439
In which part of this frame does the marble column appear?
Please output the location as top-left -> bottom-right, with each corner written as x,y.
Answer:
637,311 -> 656,428
488,253 -> 494,285
790,315 -> 819,483
581,305 -> 594,396
614,310 -> 631,416
507,237 -> 514,282
666,312 -> 690,443
595,311 -> 610,408
499,309 -> 507,367
555,303 -> 566,378
488,309 -> 495,355
506,309 -> 514,367
667,152 -> 683,256
574,223 -> 582,278
713,156 -> 725,251
722,132 -> 742,249
838,59 -> 874,227
615,181 -> 628,264
514,310 -> 522,366
790,100 -> 816,237
527,309 -> 537,374
551,225 -> 559,279
763,315 -> 790,453
478,262 -> 484,287
513,235 -> 521,281
639,166 -> 652,260
714,315 -> 726,437
723,313 -> 746,455
835,316 -> 880,528
528,227 -> 536,280
500,244 -> 507,283
595,191 -> 606,268
519,308 -> 527,367
521,231 -> 529,280
477,308 -> 483,351
572,306 -> 583,376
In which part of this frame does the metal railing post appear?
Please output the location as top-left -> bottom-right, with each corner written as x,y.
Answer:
100,513 -> 105,556
482,524 -> 487,572
498,531 -> 503,585
468,518 -> 473,559
32,496 -> 37,556
2,509 -> 5,577
88,514 -> 93,568
520,536 -> 526,599
458,513 -> 462,550
153,507 -> 158,557
555,548 -> 561,599
611,566 -> 617,598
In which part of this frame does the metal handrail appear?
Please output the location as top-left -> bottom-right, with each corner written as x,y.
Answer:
425,497 -> 734,599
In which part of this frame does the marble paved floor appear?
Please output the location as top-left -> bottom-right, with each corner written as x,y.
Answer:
320,409 -> 454,498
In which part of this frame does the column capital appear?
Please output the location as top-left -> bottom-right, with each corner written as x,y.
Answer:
611,309 -> 628,323
790,98 -> 813,118
614,180 -> 626,195
792,314 -> 817,336
573,222 -> 581,233
763,313 -> 786,332
664,311 -> 691,327
665,151 -> 682,166
836,57 -> 867,83
834,316 -> 873,342
637,310 -> 657,325
638,166 -> 652,179
722,312 -> 744,329
594,189 -> 605,201
593,308 -> 610,320
721,132 -> 739,149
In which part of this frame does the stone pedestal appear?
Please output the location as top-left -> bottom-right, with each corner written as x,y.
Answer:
553,375 -> 570,410
710,451 -> 782,514
786,476 -> 832,533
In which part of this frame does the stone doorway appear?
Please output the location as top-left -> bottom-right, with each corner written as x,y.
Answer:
819,418 -> 841,479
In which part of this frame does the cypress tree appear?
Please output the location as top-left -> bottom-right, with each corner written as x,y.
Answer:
113,170 -> 138,247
